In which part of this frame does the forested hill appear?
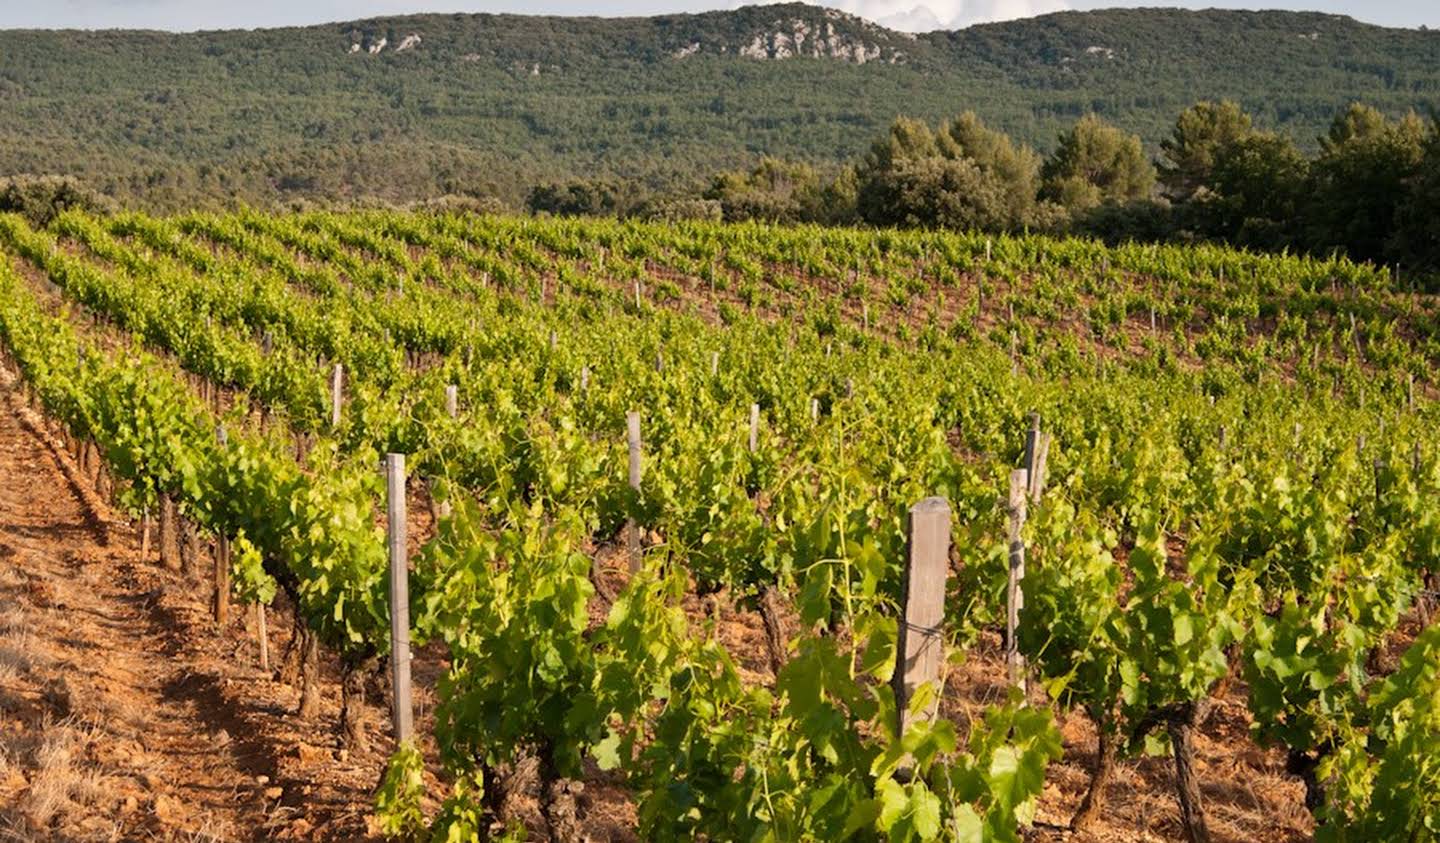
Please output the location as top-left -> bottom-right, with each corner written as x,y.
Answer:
1,4 -> 1436,208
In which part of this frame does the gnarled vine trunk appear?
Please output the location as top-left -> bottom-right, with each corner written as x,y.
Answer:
297,627 -> 322,719
758,585 -> 788,676
339,654 -> 377,753
1072,710 -> 1117,831
1167,701 -> 1212,843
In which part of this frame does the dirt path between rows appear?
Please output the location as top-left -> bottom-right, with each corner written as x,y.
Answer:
0,371 -> 385,842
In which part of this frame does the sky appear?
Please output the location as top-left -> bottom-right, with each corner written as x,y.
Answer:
0,0 -> 1434,33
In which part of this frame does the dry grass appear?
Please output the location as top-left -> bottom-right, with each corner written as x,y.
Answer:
2,715 -> 113,837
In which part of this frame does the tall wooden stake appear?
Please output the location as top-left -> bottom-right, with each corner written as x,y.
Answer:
213,425 -> 231,626
627,412 -> 642,571
439,386 -> 458,520
256,602 -> 270,674
330,363 -> 343,429
748,403 -> 760,453
893,497 -> 951,739
1023,415 -> 1052,503
386,453 -> 414,746
1006,469 -> 1029,693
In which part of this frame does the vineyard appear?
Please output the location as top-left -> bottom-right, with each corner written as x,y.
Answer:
0,208 -> 1437,842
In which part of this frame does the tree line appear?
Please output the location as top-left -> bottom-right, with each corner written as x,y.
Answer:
528,101 -> 1440,276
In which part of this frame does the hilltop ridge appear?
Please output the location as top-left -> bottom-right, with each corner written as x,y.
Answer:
0,5 -> 1435,208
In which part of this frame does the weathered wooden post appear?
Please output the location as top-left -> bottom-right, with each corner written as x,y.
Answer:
710,351 -> 720,377
1023,414 -> 1051,504
140,509 -> 152,560
256,601 -> 270,674
159,496 -> 179,571
438,386 -> 459,520
580,366 -> 590,393
330,363 -> 343,429
1006,469 -> 1029,692
893,497 -> 951,739
386,453 -> 414,746
627,412 -> 642,571
749,403 -> 760,453
811,398 -> 820,423
633,281 -> 641,310
213,425 -> 231,626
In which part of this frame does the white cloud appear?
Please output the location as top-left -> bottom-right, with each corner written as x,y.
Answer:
817,0 -> 1072,31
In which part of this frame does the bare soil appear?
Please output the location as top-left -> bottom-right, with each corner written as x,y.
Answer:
0,367 -> 388,842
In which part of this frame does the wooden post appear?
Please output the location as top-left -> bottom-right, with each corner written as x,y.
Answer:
256,602 -> 270,673
1010,330 -> 1020,376
984,238 -> 992,263
1023,415 -> 1051,504
1219,426 -> 1229,450
330,363 -> 343,429
580,366 -> 590,393
1408,373 -> 1415,411
439,387 -> 459,520
626,412 -> 643,570
862,303 -> 869,333
1006,469 -> 1029,693
213,426 -> 231,626
845,378 -> 854,400
549,329 -> 557,351
633,281 -> 641,310
749,403 -> 760,453
655,350 -> 664,373
710,352 -> 719,377
140,509 -> 151,560
159,495 -> 179,571
386,453 -> 414,746
811,398 -> 820,423
893,497 -> 951,739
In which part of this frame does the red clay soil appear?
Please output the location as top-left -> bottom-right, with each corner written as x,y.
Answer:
0,367 -> 394,842
0,359 -> 1322,843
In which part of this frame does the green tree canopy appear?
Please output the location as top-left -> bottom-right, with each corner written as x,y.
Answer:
1041,115 -> 1156,212
1306,104 -> 1426,263
856,113 -> 1041,231
704,158 -> 826,224
1159,100 -> 1254,202
1208,132 -> 1309,250
937,111 -> 1042,228
1390,120 -> 1440,275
